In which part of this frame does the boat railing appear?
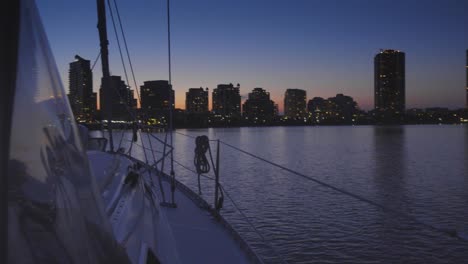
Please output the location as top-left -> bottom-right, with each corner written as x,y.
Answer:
99,123 -> 267,263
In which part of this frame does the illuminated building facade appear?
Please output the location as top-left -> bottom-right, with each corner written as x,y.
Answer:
242,87 -> 276,124
284,88 -> 306,119
307,94 -> 358,124
374,49 -> 405,116
99,75 -> 136,121
212,83 -> 241,118
68,55 -> 96,122
186,87 -> 208,114
140,80 -> 174,122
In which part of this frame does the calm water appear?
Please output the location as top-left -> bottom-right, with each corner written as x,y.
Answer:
119,125 -> 468,263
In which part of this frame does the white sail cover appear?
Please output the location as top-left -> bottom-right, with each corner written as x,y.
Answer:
7,0 -> 129,263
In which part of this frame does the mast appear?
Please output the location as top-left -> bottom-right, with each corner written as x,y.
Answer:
97,0 -> 114,152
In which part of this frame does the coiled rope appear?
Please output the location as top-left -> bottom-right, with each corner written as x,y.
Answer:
194,135 -> 210,194
193,135 -> 224,210
194,136 -> 211,174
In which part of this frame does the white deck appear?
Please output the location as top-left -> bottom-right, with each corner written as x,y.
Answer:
87,150 -> 258,264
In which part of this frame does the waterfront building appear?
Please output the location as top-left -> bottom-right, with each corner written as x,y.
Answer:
284,88 -> 306,119
374,49 -> 405,118
140,80 -> 174,124
242,87 -> 276,124
141,80 -> 173,112
307,94 -> 358,124
99,75 -> 136,121
68,55 -> 96,122
186,87 -> 209,114
212,83 -> 241,118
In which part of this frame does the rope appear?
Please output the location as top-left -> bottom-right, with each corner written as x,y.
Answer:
194,136 -> 210,174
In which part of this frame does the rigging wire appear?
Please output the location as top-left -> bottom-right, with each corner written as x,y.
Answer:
111,0 -> 142,105
220,185 -> 288,264
105,0 -> 139,152
219,140 -> 467,243
106,0 -> 130,93
108,0 -> 148,160
102,0 -> 177,209
106,0 -> 161,175
172,158 -> 288,264
173,131 -> 467,243
91,51 -> 101,71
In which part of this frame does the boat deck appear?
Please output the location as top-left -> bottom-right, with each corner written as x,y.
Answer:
87,150 -> 259,263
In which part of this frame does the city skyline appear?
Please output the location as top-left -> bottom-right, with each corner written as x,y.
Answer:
39,0 -> 468,112
68,53 -> 466,124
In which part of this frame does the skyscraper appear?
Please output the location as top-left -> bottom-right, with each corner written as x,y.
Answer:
374,49 -> 405,115
212,83 -> 241,118
284,89 -> 306,119
140,80 -> 174,122
186,87 -> 208,114
307,94 -> 358,124
99,75 -> 136,121
242,88 -> 276,124
68,55 -> 96,121
307,97 -> 326,123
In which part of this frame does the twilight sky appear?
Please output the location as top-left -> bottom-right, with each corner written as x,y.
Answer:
37,0 -> 468,112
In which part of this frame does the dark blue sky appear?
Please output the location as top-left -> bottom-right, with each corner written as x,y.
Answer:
37,0 -> 468,111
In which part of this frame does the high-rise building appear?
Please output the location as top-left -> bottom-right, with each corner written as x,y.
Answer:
99,75 -> 136,121
307,94 -> 358,124
465,50 -> 468,108
374,49 -> 405,115
328,94 -> 358,122
284,89 -> 306,119
140,80 -> 174,119
242,88 -> 276,124
68,55 -> 96,121
307,97 -> 326,123
186,87 -> 208,114
212,83 -> 241,118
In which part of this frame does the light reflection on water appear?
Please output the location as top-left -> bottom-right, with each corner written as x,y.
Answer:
114,125 -> 468,263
